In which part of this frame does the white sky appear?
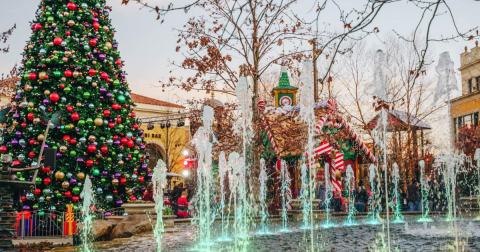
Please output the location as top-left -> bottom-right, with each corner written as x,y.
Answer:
0,0 -> 479,108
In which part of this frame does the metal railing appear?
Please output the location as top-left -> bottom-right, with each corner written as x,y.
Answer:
16,210 -> 65,239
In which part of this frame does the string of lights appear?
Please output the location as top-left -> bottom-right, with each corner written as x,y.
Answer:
138,112 -> 191,130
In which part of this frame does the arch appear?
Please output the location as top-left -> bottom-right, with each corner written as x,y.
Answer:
145,140 -> 167,169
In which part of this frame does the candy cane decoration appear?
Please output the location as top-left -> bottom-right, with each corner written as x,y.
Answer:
337,114 -> 378,163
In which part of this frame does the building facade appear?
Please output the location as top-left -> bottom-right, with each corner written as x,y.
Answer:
451,45 -> 480,142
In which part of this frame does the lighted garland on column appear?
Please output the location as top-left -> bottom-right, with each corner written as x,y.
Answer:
4,0 -> 150,213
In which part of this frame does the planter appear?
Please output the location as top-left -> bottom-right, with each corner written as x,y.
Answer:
122,203 -> 156,215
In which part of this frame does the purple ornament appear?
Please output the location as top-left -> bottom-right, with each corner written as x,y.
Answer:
146,173 -> 152,179
141,164 -> 147,169
15,94 -> 21,99
56,126 -> 61,130
11,139 -> 18,146
56,152 -> 62,158
113,44 -> 118,48
99,96 -> 104,99
121,73 -> 125,79
100,88 -> 107,94
13,113 -> 20,119
15,131 -> 21,138
138,129 -> 143,135
23,205 -> 30,210
70,178 -> 78,185
105,212 -> 111,217
114,172 -> 121,178
102,170 -> 108,176
116,200 -> 123,205
106,93 -> 112,99
43,99 -> 50,105
76,158 -> 84,163
98,54 -> 106,61
114,140 -> 121,146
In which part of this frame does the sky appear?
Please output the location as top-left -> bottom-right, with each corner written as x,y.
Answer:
0,0 -> 479,109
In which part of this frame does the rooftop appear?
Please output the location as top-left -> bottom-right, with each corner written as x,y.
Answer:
368,110 -> 432,131
130,93 -> 184,109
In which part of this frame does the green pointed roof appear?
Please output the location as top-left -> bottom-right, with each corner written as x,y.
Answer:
273,68 -> 298,90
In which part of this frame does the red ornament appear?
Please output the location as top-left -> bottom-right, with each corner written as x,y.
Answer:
65,191 -> 72,198
113,190 -> 118,194
101,146 -> 108,154
131,112 -> 136,117
120,178 -> 127,185
62,135 -> 71,142
60,84 -> 65,89
53,37 -> 63,45
88,69 -> 97,76
67,105 -> 74,112
115,59 -> 122,65
103,110 -> 111,117
133,123 -> 139,130
44,177 -> 51,185
66,2 -> 76,10
86,159 -> 94,167
87,145 -> 97,153
66,31 -> 71,36
130,195 -> 137,201
127,140 -> 134,148
116,116 -> 122,124
21,122 -> 27,128
70,139 -> 77,145
93,22 -> 100,30
49,93 -> 60,102
139,176 -> 144,183
89,39 -> 97,46
29,140 -> 35,145
35,188 -> 41,195
71,113 -> 80,121
42,167 -> 50,173
100,72 -> 108,80
28,72 -> 37,80
28,152 -> 36,158
21,196 -> 26,202
0,146 -> 6,153
27,113 -> 34,120
108,122 -> 115,129
120,137 -> 128,146
12,160 -> 21,166
72,196 -> 79,202
64,70 -> 72,77
35,23 -> 42,31
113,135 -> 119,141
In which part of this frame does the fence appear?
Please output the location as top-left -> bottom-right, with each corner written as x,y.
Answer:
14,208 -> 127,239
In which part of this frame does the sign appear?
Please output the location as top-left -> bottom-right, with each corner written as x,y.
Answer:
144,133 -> 161,139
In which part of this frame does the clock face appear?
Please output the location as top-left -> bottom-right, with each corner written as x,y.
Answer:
279,96 -> 293,106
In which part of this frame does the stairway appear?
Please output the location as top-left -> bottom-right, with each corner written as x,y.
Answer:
0,185 -> 16,251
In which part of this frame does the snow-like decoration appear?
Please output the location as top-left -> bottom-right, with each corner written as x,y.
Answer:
434,52 -> 458,104
234,76 -> 253,141
298,59 -> 316,124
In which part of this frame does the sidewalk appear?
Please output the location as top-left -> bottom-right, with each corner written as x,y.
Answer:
11,237 -> 73,246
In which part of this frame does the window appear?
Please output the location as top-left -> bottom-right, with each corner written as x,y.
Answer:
475,112 -> 479,127
469,79 -> 473,93
454,113 -> 479,142
454,118 -> 457,142
477,77 -> 480,91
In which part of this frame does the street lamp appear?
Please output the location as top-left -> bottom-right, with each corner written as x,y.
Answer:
182,150 -> 189,156
182,170 -> 189,177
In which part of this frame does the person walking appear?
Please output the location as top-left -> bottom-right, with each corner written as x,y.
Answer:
407,179 -> 420,211
176,190 -> 189,218
354,180 -> 368,213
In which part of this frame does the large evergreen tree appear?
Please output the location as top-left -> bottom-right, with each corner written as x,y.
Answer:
5,0 -> 150,212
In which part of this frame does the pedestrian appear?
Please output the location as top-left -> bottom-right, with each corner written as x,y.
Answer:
354,180 -> 368,213
143,183 -> 154,202
317,181 -> 327,209
407,179 -> 420,211
171,182 -> 183,215
332,191 -> 343,212
427,179 -> 438,212
176,190 -> 189,218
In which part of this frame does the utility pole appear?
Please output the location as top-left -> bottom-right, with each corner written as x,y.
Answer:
310,38 -> 319,102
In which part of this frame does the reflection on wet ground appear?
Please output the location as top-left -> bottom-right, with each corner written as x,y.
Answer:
55,216 -> 480,251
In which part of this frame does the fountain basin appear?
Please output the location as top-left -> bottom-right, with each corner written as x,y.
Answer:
122,203 -> 156,215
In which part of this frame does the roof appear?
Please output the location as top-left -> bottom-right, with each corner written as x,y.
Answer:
368,110 -> 431,131
0,77 -> 17,97
131,93 -> 184,109
273,71 -> 298,90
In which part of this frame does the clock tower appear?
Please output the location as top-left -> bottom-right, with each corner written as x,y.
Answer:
272,66 -> 298,107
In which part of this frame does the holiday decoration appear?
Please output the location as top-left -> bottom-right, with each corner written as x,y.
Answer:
6,0 -> 149,212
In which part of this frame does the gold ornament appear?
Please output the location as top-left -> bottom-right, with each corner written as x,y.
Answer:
33,118 -> 41,124
92,82 -> 97,87
69,123 -> 74,129
55,171 -> 65,179
62,181 -> 70,189
73,71 -> 79,77
94,118 -> 103,126
126,188 -> 133,195
46,196 -> 51,201
48,42 -> 54,47
96,153 -> 103,158
112,179 -> 119,186
39,72 -> 47,80
61,77 -> 66,82
77,172 -> 85,180
92,61 -> 97,65
28,102 -> 34,108
52,23 -> 57,28
23,47 -> 27,51
62,57 -> 68,62
105,42 -> 112,49
12,121 -> 18,126
335,170 -> 342,181
44,90 -> 51,95
65,51 -> 72,57
118,160 -> 125,166
103,26 -> 109,31
68,20 -> 75,26
59,146 -> 67,153
37,134 -> 45,141
76,102 -> 82,107
88,135 -> 96,142
25,85 -> 33,91
28,45 -> 34,50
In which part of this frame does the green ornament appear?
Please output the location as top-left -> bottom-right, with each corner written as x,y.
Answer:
72,187 -> 81,195
101,178 -> 106,183
65,124 -> 71,130
56,192 -> 62,198
69,150 -> 76,157
117,95 -> 125,103
73,205 -> 79,211
78,120 -> 85,126
86,118 -> 93,125
64,87 -> 71,93
54,71 -> 61,77
36,177 -> 42,184
113,80 -> 120,86
38,211 -> 45,217
47,16 -> 54,23
92,169 -> 100,176
83,92 -> 91,99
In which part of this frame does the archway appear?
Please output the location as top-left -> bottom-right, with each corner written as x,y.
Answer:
145,141 -> 167,170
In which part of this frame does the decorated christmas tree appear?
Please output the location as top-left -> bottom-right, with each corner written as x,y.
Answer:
5,0 -> 150,213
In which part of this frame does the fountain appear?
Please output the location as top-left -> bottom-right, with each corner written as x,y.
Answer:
322,163 -> 335,228
366,164 -> 381,225
217,151 -> 231,241
279,160 -> 291,232
80,176 -> 94,252
152,159 -> 167,252
418,160 -> 433,222
391,162 -> 404,223
192,106 -> 216,250
344,165 -> 356,226
258,158 -> 269,234
474,148 -> 480,219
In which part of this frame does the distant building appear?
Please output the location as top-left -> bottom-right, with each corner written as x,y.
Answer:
451,45 -> 480,142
